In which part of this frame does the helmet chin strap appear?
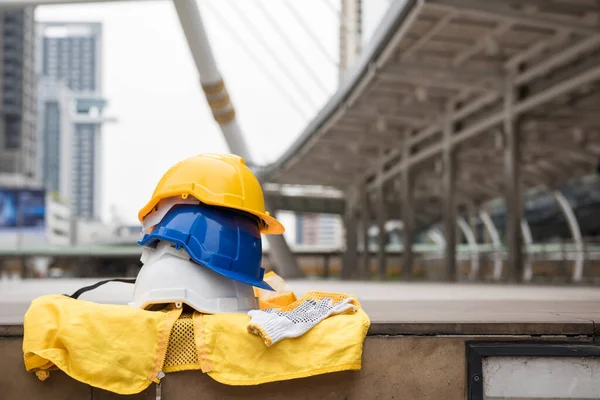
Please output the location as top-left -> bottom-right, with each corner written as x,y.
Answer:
65,278 -> 136,300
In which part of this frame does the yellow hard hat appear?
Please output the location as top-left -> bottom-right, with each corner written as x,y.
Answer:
138,153 -> 284,234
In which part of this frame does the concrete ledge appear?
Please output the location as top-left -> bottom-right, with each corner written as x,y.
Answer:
1,334 -> 595,400
5,301 -> 598,341
2,320 -> 596,339
4,298 -> 599,338
1,325 -> 23,337
368,321 -> 595,336
6,296 -> 600,338
3,281 -> 599,398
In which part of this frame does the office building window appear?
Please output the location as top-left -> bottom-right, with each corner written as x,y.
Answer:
4,116 -> 21,149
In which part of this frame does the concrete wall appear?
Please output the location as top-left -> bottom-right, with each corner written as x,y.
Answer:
1,330 -> 595,400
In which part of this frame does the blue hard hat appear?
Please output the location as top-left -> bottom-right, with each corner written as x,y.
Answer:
138,203 -> 273,291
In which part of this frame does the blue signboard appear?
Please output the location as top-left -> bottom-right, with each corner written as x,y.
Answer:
0,187 -> 46,231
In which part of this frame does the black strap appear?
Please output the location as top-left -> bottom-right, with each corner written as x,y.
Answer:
66,278 -> 137,299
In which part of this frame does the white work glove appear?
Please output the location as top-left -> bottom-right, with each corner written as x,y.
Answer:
247,297 -> 357,346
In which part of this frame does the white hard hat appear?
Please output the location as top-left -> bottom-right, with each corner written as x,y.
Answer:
140,196 -> 200,235
129,241 -> 258,314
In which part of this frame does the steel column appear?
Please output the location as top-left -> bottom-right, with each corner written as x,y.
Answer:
401,167 -> 414,279
359,188 -> 370,278
323,254 -> 331,278
503,73 -> 524,283
375,183 -> 388,280
480,211 -> 503,281
339,0 -> 362,82
172,0 -> 301,278
342,191 -> 359,279
442,107 -> 457,282
553,191 -> 584,282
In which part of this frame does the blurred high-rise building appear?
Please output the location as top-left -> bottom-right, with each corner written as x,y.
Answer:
39,22 -> 101,92
37,22 -> 113,220
339,0 -> 395,83
0,8 -> 37,187
339,0 -> 362,83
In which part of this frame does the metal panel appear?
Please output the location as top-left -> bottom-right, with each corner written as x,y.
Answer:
466,342 -> 600,400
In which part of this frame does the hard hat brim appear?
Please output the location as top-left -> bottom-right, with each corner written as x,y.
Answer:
132,244 -> 261,313
138,234 -> 275,291
138,191 -> 285,235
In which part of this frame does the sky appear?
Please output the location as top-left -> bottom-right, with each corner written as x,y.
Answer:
36,0 -> 391,225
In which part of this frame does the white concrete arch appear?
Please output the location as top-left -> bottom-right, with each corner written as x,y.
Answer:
457,217 -> 479,279
553,191 -> 584,282
479,211 -> 503,281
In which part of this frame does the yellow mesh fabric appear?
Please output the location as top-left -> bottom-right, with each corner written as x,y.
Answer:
160,287 -> 366,380
163,313 -> 201,373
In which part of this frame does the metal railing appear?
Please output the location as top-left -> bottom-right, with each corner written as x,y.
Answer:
3,239 -> 600,283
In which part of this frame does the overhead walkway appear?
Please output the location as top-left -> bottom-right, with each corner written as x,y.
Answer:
263,185 -> 346,215
260,0 -> 600,283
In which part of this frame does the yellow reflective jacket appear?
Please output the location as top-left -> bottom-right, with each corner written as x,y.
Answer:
23,287 -> 370,394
